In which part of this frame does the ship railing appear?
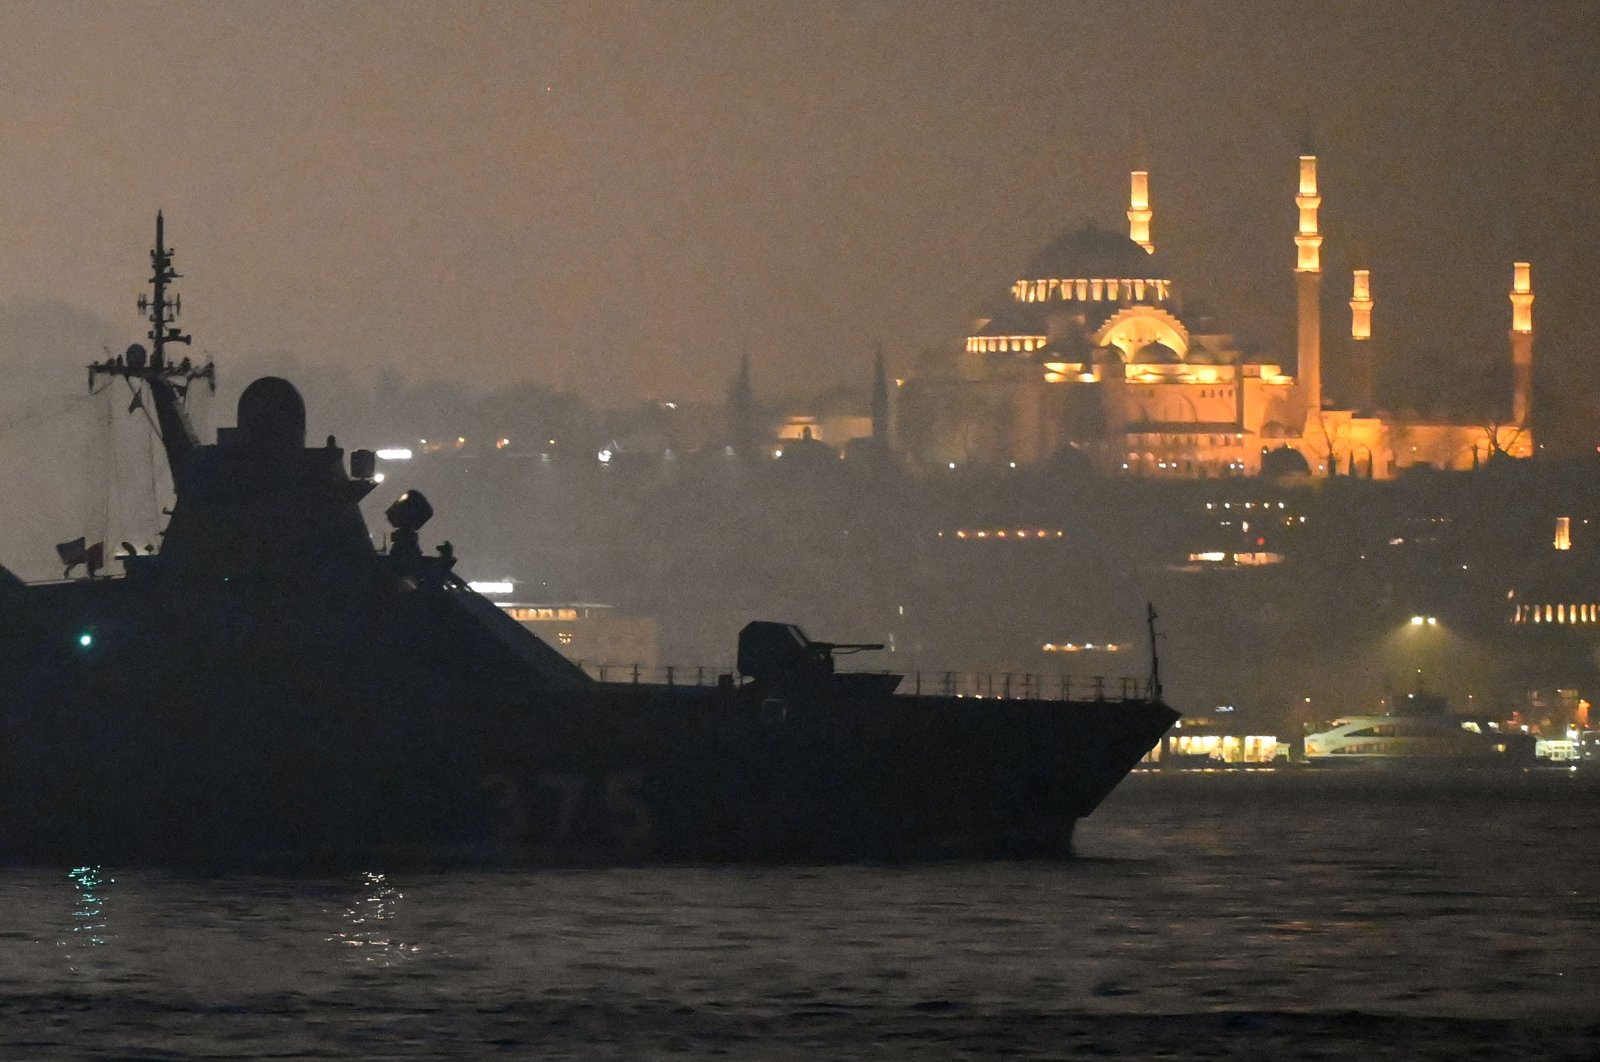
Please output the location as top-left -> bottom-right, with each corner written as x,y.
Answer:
576,662 -> 740,687
899,671 -> 1154,702
574,661 -> 1154,702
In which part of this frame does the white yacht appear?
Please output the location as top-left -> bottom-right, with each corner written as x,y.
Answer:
1303,695 -> 1535,765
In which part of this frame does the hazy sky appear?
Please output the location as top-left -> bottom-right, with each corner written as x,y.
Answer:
0,0 -> 1594,407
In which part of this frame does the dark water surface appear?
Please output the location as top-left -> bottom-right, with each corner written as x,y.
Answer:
4,770 -> 1598,1058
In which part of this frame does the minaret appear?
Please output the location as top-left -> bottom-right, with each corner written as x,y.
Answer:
729,350 -> 758,455
1349,268 -> 1374,411
1295,153 -> 1323,420
871,345 -> 890,447
1510,262 -> 1534,427
1128,170 -> 1153,254
1292,151 -> 1318,422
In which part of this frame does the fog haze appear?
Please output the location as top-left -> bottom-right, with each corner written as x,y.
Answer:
0,1 -> 1594,406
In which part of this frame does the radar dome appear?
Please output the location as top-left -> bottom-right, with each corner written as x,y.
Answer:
237,376 -> 306,452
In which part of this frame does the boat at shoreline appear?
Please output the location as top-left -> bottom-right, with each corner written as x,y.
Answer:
1302,691 -> 1536,767
0,217 -> 1176,867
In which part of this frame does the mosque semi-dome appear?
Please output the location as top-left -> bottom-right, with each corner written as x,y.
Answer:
1131,339 -> 1183,365
972,306 -> 1045,338
965,305 -> 1051,354
1023,224 -> 1168,282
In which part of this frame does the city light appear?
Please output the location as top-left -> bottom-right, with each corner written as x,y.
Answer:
1042,641 -> 1128,653
468,581 -> 514,595
375,448 -> 412,461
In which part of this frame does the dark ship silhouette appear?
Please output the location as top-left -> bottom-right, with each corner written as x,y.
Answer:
0,217 -> 1176,867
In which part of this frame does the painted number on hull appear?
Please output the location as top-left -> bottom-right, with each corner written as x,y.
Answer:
484,772 -> 653,847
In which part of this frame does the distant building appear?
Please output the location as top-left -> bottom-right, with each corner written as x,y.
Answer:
895,154 -> 1535,479
1142,714 -> 1284,766
500,602 -> 659,673
776,414 -> 871,453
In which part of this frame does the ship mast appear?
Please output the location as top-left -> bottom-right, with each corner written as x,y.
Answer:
145,210 -> 188,369
88,212 -> 215,476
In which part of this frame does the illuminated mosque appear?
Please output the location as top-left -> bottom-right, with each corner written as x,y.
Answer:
893,152 -> 1536,478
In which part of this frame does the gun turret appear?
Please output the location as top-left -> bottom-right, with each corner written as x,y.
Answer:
737,621 -> 900,695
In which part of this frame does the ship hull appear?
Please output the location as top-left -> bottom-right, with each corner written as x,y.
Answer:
473,684 -> 1177,867
0,664 -> 1174,868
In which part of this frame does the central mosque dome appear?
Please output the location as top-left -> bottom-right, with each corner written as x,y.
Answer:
1024,224 -> 1169,281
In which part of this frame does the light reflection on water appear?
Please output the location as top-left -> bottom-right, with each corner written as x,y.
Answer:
328,870 -> 418,964
59,865 -> 114,964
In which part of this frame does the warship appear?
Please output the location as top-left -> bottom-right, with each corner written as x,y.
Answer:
0,217 -> 1176,867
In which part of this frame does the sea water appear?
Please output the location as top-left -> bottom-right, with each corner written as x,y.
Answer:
2,769 -> 1598,1059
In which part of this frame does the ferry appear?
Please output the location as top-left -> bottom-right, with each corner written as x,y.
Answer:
1303,693 -> 1535,766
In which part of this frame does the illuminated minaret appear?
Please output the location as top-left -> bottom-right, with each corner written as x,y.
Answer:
1349,269 -> 1374,411
1128,170 -> 1153,254
1510,261 -> 1534,427
1349,269 -> 1372,340
1295,153 -> 1323,419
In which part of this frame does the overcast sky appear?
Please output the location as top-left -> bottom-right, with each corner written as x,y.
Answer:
0,0 -> 1594,407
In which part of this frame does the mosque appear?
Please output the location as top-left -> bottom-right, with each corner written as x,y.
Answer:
892,153 -> 1536,478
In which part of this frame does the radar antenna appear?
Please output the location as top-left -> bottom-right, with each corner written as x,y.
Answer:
88,212 -> 216,475
144,210 -> 188,368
